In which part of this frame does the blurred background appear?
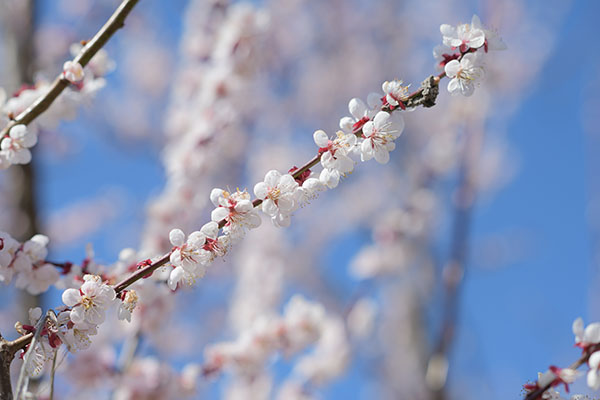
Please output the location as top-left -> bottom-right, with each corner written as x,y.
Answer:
0,0 -> 598,398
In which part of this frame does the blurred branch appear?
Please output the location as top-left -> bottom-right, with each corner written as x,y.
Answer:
0,0 -> 140,138
427,127 -> 481,399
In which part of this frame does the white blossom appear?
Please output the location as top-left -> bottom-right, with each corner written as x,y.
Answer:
62,274 -> 116,325
444,53 -> 484,97
254,170 -> 300,227
382,80 -> 410,110
360,111 -> 404,164
0,124 -> 37,166
63,61 -> 85,83
314,129 -> 355,188
210,188 -> 261,239
573,317 -> 600,347
440,15 -> 485,52
588,351 -> 600,390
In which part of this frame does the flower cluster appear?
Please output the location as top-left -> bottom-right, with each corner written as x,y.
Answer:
0,44 -> 115,169
0,231 -> 59,294
436,15 -> 506,96
525,318 -> 600,398
202,295 -> 331,376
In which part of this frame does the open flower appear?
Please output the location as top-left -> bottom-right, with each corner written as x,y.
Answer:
440,15 -> 486,52
0,124 -> 37,165
444,53 -> 484,96
382,80 -> 410,110
210,188 -> 261,239
254,170 -> 300,227
62,274 -> 116,325
314,129 -> 355,189
360,111 -> 404,164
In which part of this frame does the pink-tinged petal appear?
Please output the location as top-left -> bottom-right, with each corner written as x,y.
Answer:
169,229 -> 185,247
348,98 -> 367,119
16,149 -> 31,164
211,207 -> 229,222
254,182 -> 268,199
210,188 -> 224,207
313,130 -> 329,148
62,288 -> 81,307
264,170 -> 281,187
444,60 -> 460,78
69,306 -> 85,324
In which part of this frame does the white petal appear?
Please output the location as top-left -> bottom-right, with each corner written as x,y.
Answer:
211,207 -> 229,222
169,229 -> 185,247
210,188 -> 224,207
348,98 -> 367,119
254,182 -> 268,199
339,117 -> 354,133
62,288 -> 81,307
313,130 -> 329,148
264,170 -> 281,187
447,78 -> 461,95
444,60 -> 460,78
200,221 -> 219,239
590,351 -> 600,369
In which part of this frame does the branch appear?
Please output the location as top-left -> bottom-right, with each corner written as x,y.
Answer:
0,0 -> 140,138
524,344 -> 600,400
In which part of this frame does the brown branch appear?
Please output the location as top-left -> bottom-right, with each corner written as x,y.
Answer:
0,0 -> 140,138
524,344 -> 600,400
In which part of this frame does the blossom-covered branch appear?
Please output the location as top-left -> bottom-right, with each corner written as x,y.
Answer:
0,14 -> 505,398
0,0 -> 139,169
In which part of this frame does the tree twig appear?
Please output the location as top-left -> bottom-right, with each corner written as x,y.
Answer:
0,0 -> 140,138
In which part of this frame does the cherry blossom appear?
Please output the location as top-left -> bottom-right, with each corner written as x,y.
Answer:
588,351 -> 600,390
210,188 -> 261,239
573,317 -> 600,348
440,15 -> 486,52
254,170 -> 300,227
62,274 -> 116,325
63,61 -> 85,83
360,111 -> 405,164
444,53 -> 484,97
382,80 -> 410,110
313,129 -> 355,189
338,97 -> 378,135
0,124 -> 37,166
